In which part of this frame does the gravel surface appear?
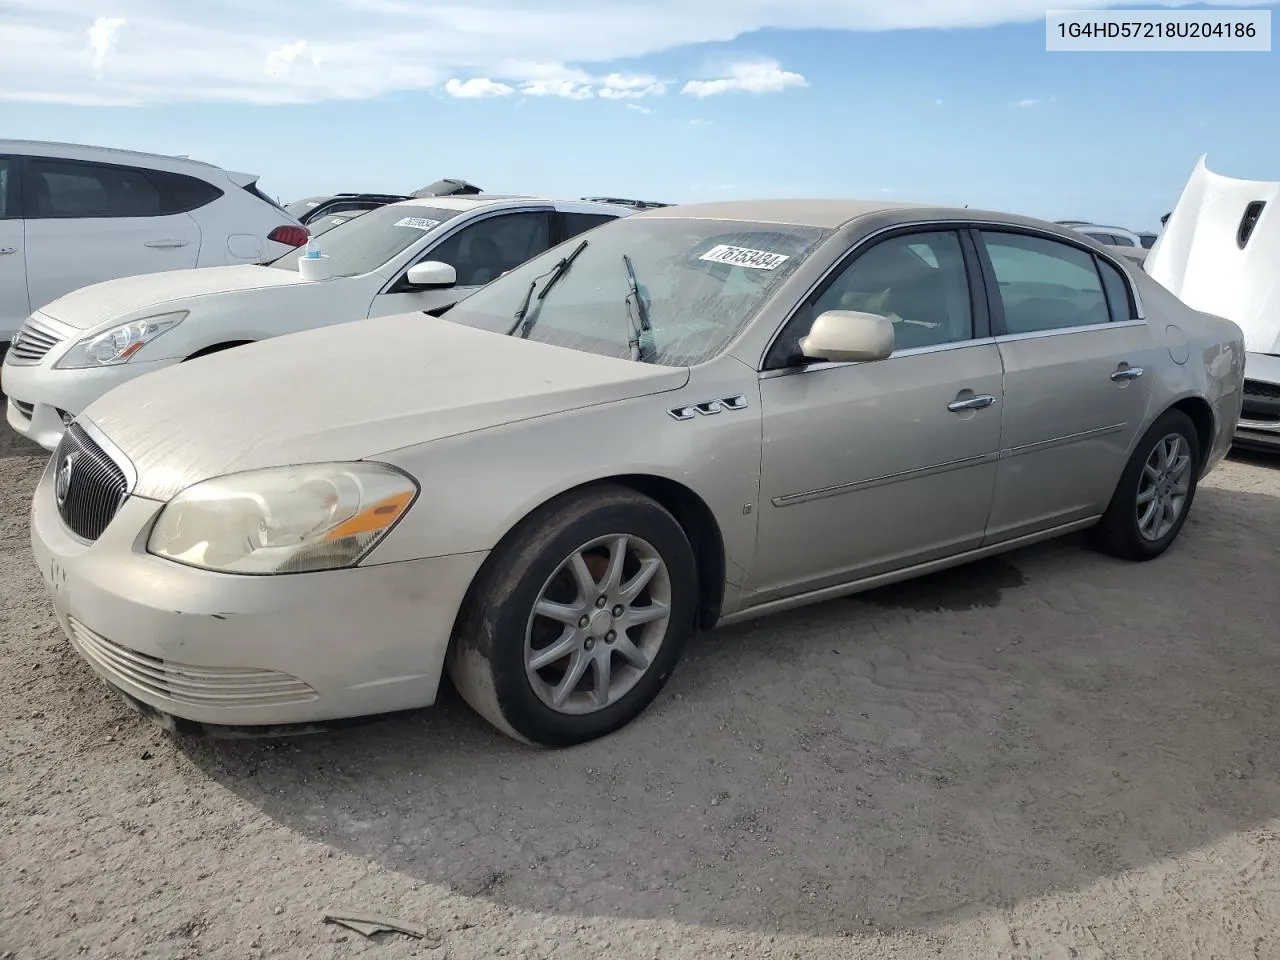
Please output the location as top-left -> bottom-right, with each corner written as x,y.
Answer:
2,428 -> 1279,960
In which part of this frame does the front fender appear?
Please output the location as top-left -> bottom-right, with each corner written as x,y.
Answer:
364,361 -> 763,592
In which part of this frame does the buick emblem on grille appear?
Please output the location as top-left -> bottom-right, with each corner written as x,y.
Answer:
54,452 -> 80,507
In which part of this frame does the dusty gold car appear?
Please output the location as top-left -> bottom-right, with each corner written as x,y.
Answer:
31,200 -> 1246,746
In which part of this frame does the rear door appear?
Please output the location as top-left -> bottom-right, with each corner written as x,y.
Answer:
371,208 -> 554,317
976,228 -> 1158,544
0,155 -> 29,340
21,155 -> 201,312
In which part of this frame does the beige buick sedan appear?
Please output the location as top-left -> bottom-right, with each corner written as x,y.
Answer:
31,200 -> 1246,746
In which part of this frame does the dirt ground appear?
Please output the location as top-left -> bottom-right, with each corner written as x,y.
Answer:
2,424 -> 1279,960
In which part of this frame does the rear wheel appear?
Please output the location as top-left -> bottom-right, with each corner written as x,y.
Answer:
1087,408 -> 1201,561
447,485 -> 698,746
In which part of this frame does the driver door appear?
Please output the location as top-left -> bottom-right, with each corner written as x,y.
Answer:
371,209 -> 553,317
749,228 -> 1005,604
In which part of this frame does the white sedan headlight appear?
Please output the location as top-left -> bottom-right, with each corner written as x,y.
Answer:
55,312 -> 187,369
147,463 -> 418,575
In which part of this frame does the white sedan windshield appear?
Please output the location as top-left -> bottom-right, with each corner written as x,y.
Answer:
269,204 -> 464,277
444,216 -> 831,366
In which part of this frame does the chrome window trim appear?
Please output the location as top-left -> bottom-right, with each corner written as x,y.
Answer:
993,317 -> 1148,344
759,336 -> 998,380
757,216 -> 1146,372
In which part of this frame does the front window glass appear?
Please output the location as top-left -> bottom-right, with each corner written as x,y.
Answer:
267,204 -> 464,276
444,216 -> 831,366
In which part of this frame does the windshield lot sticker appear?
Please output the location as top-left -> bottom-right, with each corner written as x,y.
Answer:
329,217 -> 348,225
394,217 -> 442,230
699,244 -> 791,270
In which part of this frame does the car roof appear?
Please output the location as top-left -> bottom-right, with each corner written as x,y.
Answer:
0,138 -> 226,174
629,198 -> 1072,233
390,195 -> 635,214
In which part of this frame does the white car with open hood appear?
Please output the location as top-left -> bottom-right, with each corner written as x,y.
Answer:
2,196 -> 633,450
1145,155 -> 1280,451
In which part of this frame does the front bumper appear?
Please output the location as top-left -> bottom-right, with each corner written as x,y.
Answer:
1235,352 -> 1280,452
2,357 -> 178,451
30,457 -> 488,728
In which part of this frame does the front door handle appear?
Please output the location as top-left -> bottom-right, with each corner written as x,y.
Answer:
948,394 -> 997,412
1111,365 -> 1145,382
143,239 -> 190,248
0,246 -> 16,255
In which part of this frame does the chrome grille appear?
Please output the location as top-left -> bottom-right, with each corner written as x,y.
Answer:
53,423 -> 129,541
1244,379 -> 1280,400
7,314 -> 65,364
66,618 -> 318,708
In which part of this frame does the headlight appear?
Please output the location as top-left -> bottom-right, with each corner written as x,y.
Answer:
147,462 -> 418,575
55,312 -> 187,369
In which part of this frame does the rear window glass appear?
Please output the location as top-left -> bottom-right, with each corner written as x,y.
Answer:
268,203 -> 464,275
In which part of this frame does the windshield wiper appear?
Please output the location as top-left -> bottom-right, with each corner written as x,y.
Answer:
622,253 -> 653,362
505,238 -> 589,337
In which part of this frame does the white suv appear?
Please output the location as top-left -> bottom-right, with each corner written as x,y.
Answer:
0,140 -> 306,345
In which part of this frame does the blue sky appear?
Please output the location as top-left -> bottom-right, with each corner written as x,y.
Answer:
1,1 -> 1277,232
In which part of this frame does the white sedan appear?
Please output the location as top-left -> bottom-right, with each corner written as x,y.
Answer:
2,196 -> 632,449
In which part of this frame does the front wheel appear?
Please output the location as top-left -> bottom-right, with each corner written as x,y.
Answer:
1087,408 -> 1201,561
447,485 -> 698,747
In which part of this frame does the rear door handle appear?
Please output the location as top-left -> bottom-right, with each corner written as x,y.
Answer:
144,239 -> 190,248
948,394 -> 997,412
1111,365 -> 1144,381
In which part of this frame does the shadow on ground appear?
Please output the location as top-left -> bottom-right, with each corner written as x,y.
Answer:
176,478 -> 1280,937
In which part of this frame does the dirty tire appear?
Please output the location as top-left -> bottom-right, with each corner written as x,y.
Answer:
447,484 -> 698,747
1087,408 -> 1201,561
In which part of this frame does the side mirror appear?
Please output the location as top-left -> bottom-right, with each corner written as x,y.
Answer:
799,310 -> 895,363
406,261 -> 457,289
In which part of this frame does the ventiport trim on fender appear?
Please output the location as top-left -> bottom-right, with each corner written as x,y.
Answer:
668,395 -> 748,421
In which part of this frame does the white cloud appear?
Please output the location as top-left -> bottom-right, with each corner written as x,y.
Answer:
682,60 -> 807,97
86,15 -> 125,77
2,0 -> 1271,106
1015,97 -> 1042,108
934,98 -> 944,106
520,77 -> 593,99
626,103 -> 653,114
265,40 -> 320,78
599,73 -> 666,99
445,77 -> 515,98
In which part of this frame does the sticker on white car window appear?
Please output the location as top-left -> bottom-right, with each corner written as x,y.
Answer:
699,244 -> 791,270
330,217 -> 348,224
306,201 -> 319,207
394,216 -> 442,230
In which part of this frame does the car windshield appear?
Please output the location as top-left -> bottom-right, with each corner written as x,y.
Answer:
444,216 -> 831,366
267,203 -> 465,276
308,210 -> 369,237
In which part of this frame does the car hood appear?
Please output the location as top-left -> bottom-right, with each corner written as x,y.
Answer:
38,265 -> 307,330
82,313 -> 691,501
1145,155 -> 1280,353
